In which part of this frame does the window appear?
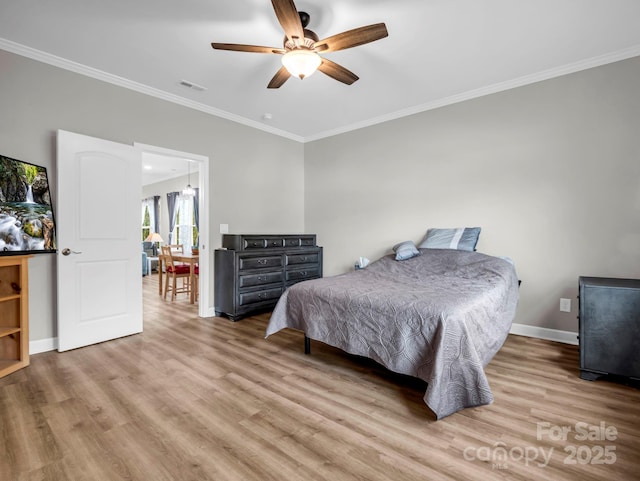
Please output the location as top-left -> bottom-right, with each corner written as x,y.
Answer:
141,198 -> 156,241
172,194 -> 198,248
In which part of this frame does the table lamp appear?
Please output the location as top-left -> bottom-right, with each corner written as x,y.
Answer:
145,232 -> 164,256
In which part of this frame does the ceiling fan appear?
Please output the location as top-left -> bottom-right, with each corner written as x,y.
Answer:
211,0 -> 388,89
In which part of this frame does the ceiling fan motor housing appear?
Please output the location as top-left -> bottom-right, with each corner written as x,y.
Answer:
283,12 -> 318,50
298,11 -> 310,28
284,30 -> 318,50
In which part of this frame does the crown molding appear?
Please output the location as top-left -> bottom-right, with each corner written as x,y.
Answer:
0,38 -> 304,143
2,38 -> 639,144
304,45 -> 640,142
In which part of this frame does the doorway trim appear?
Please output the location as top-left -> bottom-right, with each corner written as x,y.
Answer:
135,142 -> 213,318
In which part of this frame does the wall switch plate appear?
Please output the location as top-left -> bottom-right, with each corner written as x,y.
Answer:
560,298 -> 571,312
219,223 -> 229,234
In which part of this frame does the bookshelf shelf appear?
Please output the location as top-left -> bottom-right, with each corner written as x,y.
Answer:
0,255 -> 31,378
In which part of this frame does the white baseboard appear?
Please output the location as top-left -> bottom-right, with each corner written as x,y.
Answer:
28,324 -> 578,355
30,337 -> 58,354
202,307 -> 216,317
510,323 -> 579,345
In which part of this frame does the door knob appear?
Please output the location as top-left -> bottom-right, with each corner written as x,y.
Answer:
61,248 -> 82,256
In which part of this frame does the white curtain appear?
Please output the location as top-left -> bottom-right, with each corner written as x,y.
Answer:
141,197 -> 156,235
173,194 -> 194,248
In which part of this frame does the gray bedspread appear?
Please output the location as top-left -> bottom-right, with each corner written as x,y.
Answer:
265,248 -> 519,419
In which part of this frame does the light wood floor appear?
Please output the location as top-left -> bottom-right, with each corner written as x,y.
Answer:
1,273 -> 639,480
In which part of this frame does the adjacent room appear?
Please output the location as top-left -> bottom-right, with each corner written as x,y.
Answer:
1,1 -> 639,480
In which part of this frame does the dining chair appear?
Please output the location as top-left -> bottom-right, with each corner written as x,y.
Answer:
161,245 -> 191,301
194,263 -> 200,302
167,244 -> 187,268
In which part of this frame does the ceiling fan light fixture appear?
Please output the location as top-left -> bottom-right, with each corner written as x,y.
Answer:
281,49 -> 321,79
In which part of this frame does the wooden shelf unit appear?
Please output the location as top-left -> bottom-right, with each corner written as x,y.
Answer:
0,255 -> 31,378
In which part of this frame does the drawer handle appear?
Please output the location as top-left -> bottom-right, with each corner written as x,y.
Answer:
258,276 -> 266,281
300,271 -> 307,276
258,292 -> 267,299
300,256 -> 307,261
257,259 -> 268,265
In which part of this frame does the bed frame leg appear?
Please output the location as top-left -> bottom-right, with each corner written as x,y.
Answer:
304,335 -> 310,355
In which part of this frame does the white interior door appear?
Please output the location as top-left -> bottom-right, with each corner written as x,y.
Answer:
57,130 -> 142,352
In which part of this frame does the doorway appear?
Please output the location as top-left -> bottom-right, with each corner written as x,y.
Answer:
136,143 -> 212,318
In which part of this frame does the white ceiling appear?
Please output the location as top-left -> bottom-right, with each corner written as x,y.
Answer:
1,0 -> 640,143
141,153 -> 199,187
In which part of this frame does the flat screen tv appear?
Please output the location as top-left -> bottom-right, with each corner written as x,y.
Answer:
0,154 -> 57,255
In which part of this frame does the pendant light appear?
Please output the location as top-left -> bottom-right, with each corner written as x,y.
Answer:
182,161 -> 195,196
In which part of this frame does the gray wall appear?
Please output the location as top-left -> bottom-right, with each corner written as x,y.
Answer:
0,49 -> 305,343
304,56 -> 640,333
3,46 -> 639,343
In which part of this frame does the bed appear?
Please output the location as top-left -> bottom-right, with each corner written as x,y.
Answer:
265,247 -> 519,419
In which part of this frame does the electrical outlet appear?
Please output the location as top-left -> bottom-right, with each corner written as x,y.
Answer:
219,223 -> 229,234
560,298 -> 571,312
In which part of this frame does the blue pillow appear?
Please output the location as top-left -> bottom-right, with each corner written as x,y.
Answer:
418,227 -> 481,251
393,240 -> 420,260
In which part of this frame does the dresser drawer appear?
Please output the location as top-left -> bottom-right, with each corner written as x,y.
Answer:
239,255 -> 282,271
299,236 -> 316,247
245,237 -> 312,249
239,271 -> 283,288
242,237 -> 267,249
265,237 -> 285,248
242,237 -> 284,249
224,234 -> 317,250
286,267 -> 321,282
283,237 -> 301,248
239,287 -> 283,306
282,236 -> 316,248
286,252 -> 320,266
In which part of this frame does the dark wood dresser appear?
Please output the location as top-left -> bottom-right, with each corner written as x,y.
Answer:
214,234 -> 323,321
578,276 -> 640,381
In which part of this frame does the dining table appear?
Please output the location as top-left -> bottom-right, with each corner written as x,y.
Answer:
157,251 -> 199,304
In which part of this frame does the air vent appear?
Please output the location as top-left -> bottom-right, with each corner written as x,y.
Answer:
179,80 -> 207,92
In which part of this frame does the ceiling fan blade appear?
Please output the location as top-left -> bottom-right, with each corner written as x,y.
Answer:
271,0 -> 304,43
314,23 -> 388,53
211,43 -> 285,54
318,58 -> 359,85
267,66 -> 292,89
